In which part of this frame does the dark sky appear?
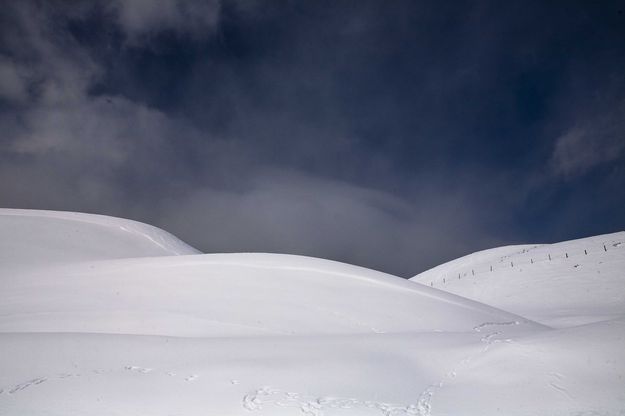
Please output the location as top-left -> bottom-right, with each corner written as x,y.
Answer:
1,0 -> 624,276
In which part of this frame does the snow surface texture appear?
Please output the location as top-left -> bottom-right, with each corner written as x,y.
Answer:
0,209 -> 623,415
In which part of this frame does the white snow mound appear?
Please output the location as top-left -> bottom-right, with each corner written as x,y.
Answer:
1,210 -> 623,415
0,209 -> 199,271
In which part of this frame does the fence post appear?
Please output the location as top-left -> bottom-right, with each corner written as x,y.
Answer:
584,249 -> 587,255
604,244 -> 607,252
548,254 -> 551,261
565,252 -> 568,258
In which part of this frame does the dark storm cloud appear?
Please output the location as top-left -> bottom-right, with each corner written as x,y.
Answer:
1,0 -> 624,276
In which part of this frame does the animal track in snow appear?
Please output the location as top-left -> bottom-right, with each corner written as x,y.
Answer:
57,372 -> 81,379
0,365 -> 177,398
6,377 -> 47,394
242,386 -> 429,416
473,320 -> 520,332
480,331 -> 501,343
124,365 -> 152,373
408,322 -> 519,415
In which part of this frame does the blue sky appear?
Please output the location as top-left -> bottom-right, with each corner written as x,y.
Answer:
1,1 -> 624,276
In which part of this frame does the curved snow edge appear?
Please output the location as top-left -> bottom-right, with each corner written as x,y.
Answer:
0,208 -> 201,256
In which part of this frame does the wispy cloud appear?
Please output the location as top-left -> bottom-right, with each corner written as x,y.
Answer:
111,0 -> 221,44
551,104 -> 625,178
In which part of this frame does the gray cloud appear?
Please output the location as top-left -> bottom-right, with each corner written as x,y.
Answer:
156,170 -> 502,275
0,57 -> 29,103
111,0 -> 220,44
551,104 -> 625,178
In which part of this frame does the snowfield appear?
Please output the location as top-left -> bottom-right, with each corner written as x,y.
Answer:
0,209 -> 623,415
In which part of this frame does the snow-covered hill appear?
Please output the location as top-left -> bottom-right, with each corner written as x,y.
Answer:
410,232 -> 625,327
1,209 -> 624,415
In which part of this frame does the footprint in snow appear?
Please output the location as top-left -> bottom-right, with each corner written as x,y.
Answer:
7,377 -> 47,394
124,366 -> 152,374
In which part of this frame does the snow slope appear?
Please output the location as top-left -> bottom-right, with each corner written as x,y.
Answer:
0,209 -> 199,272
1,209 -> 624,415
411,232 -> 625,327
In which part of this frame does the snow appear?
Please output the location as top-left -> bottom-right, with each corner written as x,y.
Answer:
410,232 -> 625,327
1,209 -> 624,415
0,209 -> 199,272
